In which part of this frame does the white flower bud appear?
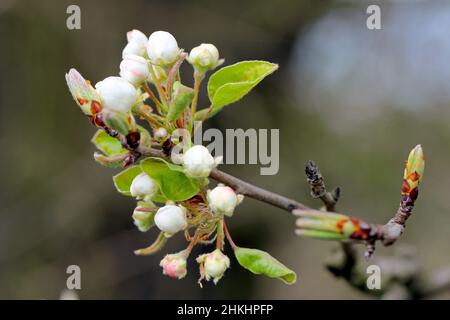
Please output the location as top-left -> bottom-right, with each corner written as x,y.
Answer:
130,173 -> 159,200
119,54 -> 150,86
188,43 -> 221,71
207,184 -> 243,217
95,76 -> 137,113
182,145 -> 219,178
154,204 -> 187,235
122,29 -> 148,58
154,127 -> 168,142
147,31 -> 180,66
197,249 -> 230,284
160,252 -> 187,279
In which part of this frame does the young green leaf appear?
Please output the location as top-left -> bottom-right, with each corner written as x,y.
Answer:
206,60 -> 278,117
168,81 -> 194,122
234,247 -> 297,284
91,130 -> 127,156
113,165 -> 142,196
140,157 -> 200,202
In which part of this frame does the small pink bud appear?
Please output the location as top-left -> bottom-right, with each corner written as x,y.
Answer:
160,252 -> 187,279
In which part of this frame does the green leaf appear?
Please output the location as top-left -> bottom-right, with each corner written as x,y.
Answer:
140,157 -> 200,201
113,165 -> 142,196
91,130 -> 127,156
207,60 -> 278,116
168,81 -> 194,122
234,247 -> 297,285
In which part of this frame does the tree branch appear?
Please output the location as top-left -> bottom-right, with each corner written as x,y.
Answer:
140,147 -> 419,249
209,169 -> 309,211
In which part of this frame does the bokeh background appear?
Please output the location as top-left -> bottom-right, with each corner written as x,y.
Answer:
1,0 -> 449,299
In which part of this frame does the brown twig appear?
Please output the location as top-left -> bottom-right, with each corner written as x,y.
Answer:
139,147 -> 406,248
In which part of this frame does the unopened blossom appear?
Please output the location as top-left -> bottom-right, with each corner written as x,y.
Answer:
130,172 -> 159,200
207,184 -> 243,217
154,204 -> 187,235
182,145 -> 222,178
119,54 -> 150,86
147,31 -> 180,66
188,43 -> 222,72
122,29 -> 148,58
95,76 -> 137,113
197,249 -> 230,284
160,251 -> 187,279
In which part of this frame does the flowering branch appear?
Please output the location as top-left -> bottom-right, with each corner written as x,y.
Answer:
65,27 -> 425,291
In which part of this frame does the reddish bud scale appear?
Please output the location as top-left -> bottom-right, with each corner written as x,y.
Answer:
90,100 -> 102,114
344,217 -> 372,240
77,97 -> 87,106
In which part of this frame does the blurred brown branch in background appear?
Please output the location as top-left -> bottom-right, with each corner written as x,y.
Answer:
304,160 -> 450,299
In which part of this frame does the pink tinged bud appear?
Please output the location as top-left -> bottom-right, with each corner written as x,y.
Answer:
197,249 -> 230,284
160,252 -> 187,279
147,31 -> 180,66
182,145 -> 217,178
130,172 -> 159,200
207,185 -> 243,217
122,29 -> 148,58
120,54 -> 150,87
154,205 -> 187,235
95,77 -> 137,113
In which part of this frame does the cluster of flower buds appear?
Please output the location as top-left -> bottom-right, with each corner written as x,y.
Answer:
65,28 -> 284,287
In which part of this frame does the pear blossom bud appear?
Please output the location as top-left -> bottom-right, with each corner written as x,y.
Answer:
188,43 -> 221,72
147,31 -> 180,66
122,29 -> 148,58
154,127 -> 168,142
160,251 -> 187,279
182,145 -> 221,178
130,173 -> 159,200
197,249 -> 230,284
95,76 -> 137,113
207,184 -> 243,217
132,205 -> 155,232
119,54 -> 150,86
154,204 -> 187,235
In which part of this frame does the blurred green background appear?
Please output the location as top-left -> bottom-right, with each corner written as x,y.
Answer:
1,0 -> 449,299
